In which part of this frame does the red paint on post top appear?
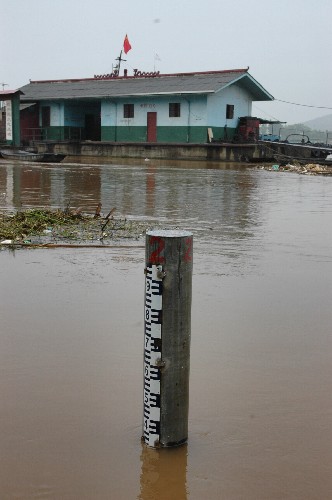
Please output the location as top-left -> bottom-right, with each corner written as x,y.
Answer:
148,236 -> 165,264
183,237 -> 193,262
147,233 -> 193,264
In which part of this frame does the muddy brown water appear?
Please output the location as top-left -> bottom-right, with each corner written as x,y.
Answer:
1,159 -> 332,499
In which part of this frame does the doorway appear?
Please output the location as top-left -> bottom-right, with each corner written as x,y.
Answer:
147,112 -> 157,142
85,113 -> 101,141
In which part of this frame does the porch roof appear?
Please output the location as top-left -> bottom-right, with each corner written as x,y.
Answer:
0,90 -> 23,99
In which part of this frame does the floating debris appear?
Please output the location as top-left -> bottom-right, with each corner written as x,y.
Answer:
255,162 -> 332,176
94,202 -> 102,218
0,208 -> 153,249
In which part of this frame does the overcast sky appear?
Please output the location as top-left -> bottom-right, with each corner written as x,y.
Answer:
2,0 -> 332,124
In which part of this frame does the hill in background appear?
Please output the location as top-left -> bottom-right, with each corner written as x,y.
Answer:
301,113 -> 332,131
277,114 -> 332,144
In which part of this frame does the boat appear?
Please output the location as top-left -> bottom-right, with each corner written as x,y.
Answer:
0,149 -> 44,161
40,153 -> 67,163
0,149 -> 66,163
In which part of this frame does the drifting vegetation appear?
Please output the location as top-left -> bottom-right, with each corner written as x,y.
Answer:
0,206 -> 149,248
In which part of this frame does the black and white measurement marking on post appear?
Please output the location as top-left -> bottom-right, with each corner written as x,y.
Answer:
143,264 -> 164,447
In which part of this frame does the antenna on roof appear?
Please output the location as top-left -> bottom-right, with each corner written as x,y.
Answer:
1,83 -> 8,91
113,50 -> 126,76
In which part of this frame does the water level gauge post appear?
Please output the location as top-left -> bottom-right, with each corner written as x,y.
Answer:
143,230 -> 193,448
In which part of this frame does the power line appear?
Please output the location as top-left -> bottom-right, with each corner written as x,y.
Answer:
275,99 -> 332,110
252,103 -> 281,122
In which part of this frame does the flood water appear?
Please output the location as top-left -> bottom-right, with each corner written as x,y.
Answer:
1,158 -> 332,499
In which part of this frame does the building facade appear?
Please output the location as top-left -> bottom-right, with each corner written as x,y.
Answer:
18,69 -> 273,144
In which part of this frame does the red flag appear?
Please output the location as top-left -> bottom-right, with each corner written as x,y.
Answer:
123,34 -> 132,54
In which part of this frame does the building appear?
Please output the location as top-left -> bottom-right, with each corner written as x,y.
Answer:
18,68 -> 273,145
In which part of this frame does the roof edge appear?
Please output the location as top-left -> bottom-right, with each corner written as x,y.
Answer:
28,68 -> 249,85
216,72 -> 274,101
0,89 -> 24,97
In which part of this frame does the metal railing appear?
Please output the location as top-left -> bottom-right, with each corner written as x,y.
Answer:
22,127 -> 84,142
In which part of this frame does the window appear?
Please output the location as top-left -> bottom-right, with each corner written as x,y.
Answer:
169,103 -> 181,117
226,104 -> 234,119
124,104 -> 134,118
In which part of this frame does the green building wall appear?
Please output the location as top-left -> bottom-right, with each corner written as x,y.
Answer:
100,125 -> 236,143
36,124 -> 236,143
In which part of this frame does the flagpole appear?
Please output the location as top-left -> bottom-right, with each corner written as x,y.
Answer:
113,36 -> 131,76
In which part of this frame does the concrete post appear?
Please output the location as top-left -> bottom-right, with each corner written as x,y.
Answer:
143,230 -> 193,448
11,93 -> 21,147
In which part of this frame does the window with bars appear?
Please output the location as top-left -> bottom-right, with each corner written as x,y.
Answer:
124,104 -> 134,118
169,103 -> 181,117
